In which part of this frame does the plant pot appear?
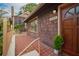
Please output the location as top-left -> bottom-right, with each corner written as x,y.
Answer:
54,49 -> 59,55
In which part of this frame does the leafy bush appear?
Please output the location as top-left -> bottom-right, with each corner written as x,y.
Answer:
53,35 -> 64,50
0,40 -> 3,55
0,31 -> 3,55
14,24 -> 24,32
0,31 -> 3,36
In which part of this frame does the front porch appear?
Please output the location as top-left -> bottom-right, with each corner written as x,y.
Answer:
15,32 -> 56,56
3,3 -> 79,56
3,3 -> 62,56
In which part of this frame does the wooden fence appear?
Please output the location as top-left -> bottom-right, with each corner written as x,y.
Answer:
3,18 -> 13,56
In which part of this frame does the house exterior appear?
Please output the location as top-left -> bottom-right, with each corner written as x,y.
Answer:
3,3 -> 79,56
13,12 -> 30,32
24,3 -> 79,56
14,11 -> 30,26
14,16 -> 25,25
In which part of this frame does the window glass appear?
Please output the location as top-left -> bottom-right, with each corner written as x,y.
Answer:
68,8 -> 75,15
76,6 -> 79,14
64,5 -> 79,18
64,8 -> 75,18
30,20 -> 38,32
65,12 -> 72,18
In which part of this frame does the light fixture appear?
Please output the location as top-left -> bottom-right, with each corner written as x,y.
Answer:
53,10 -> 56,14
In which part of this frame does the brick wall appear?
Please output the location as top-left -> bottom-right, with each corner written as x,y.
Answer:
27,20 -> 39,39
38,11 -> 58,47
27,11 -> 58,48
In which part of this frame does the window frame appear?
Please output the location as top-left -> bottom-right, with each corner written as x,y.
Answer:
29,17 -> 38,33
63,5 -> 79,20
64,7 -> 75,18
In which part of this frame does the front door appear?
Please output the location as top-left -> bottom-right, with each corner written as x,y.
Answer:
59,4 -> 79,55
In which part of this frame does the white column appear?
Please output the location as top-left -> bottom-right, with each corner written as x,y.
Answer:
58,7 -> 61,35
25,23 -> 27,29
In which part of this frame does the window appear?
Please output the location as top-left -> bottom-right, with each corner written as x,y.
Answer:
64,7 -> 75,18
65,12 -> 73,18
30,20 -> 38,32
68,8 -> 75,15
64,5 -> 79,18
76,6 -> 79,14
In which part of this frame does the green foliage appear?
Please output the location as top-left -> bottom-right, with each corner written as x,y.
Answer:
0,31 -> 3,36
0,9 -> 8,55
0,31 -> 3,55
53,35 -> 64,50
22,3 -> 38,12
0,20 -> 3,55
18,3 -> 38,15
14,24 -> 24,32
18,11 -> 22,15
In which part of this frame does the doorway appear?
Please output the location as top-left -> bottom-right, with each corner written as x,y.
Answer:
59,4 -> 79,55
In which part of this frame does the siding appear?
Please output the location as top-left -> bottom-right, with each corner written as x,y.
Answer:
27,9 -> 58,48
38,11 -> 58,47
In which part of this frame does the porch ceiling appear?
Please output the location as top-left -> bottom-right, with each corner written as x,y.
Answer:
24,3 -> 61,23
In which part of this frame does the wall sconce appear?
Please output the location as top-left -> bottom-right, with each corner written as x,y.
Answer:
53,10 -> 56,14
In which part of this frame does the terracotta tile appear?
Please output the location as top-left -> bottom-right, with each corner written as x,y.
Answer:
15,32 -> 57,56
15,32 -> 33,55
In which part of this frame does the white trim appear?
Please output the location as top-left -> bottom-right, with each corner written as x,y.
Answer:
21,50 -> 39,56
7,35 -> 15,56
58,6 -> 61,35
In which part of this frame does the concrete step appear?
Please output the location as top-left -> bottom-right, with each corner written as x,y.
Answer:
21,50 -> 39,56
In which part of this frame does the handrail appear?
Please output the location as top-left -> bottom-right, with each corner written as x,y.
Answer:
17,38 -> 40,56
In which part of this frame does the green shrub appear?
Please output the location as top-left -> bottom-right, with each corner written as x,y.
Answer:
0,31 -> 3,36
0,31 -> 3,55
14,24 -> 24,32
53,35 -> 64,50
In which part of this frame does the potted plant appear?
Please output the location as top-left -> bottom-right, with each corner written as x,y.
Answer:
53,35 -> 64,55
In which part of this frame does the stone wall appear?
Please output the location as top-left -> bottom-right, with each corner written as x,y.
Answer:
38,11 -> 58,47
26,10 -> 58,47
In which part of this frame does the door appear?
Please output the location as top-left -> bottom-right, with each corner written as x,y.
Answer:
59,4 -> 79,55
76,5 -> 79,55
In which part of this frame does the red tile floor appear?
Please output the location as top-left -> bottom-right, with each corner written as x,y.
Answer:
15,32 -> 57,56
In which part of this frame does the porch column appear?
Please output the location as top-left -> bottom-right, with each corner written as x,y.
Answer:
58,6 -> 61,35
24,23 -> 27,31
27,22 -> 31,32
